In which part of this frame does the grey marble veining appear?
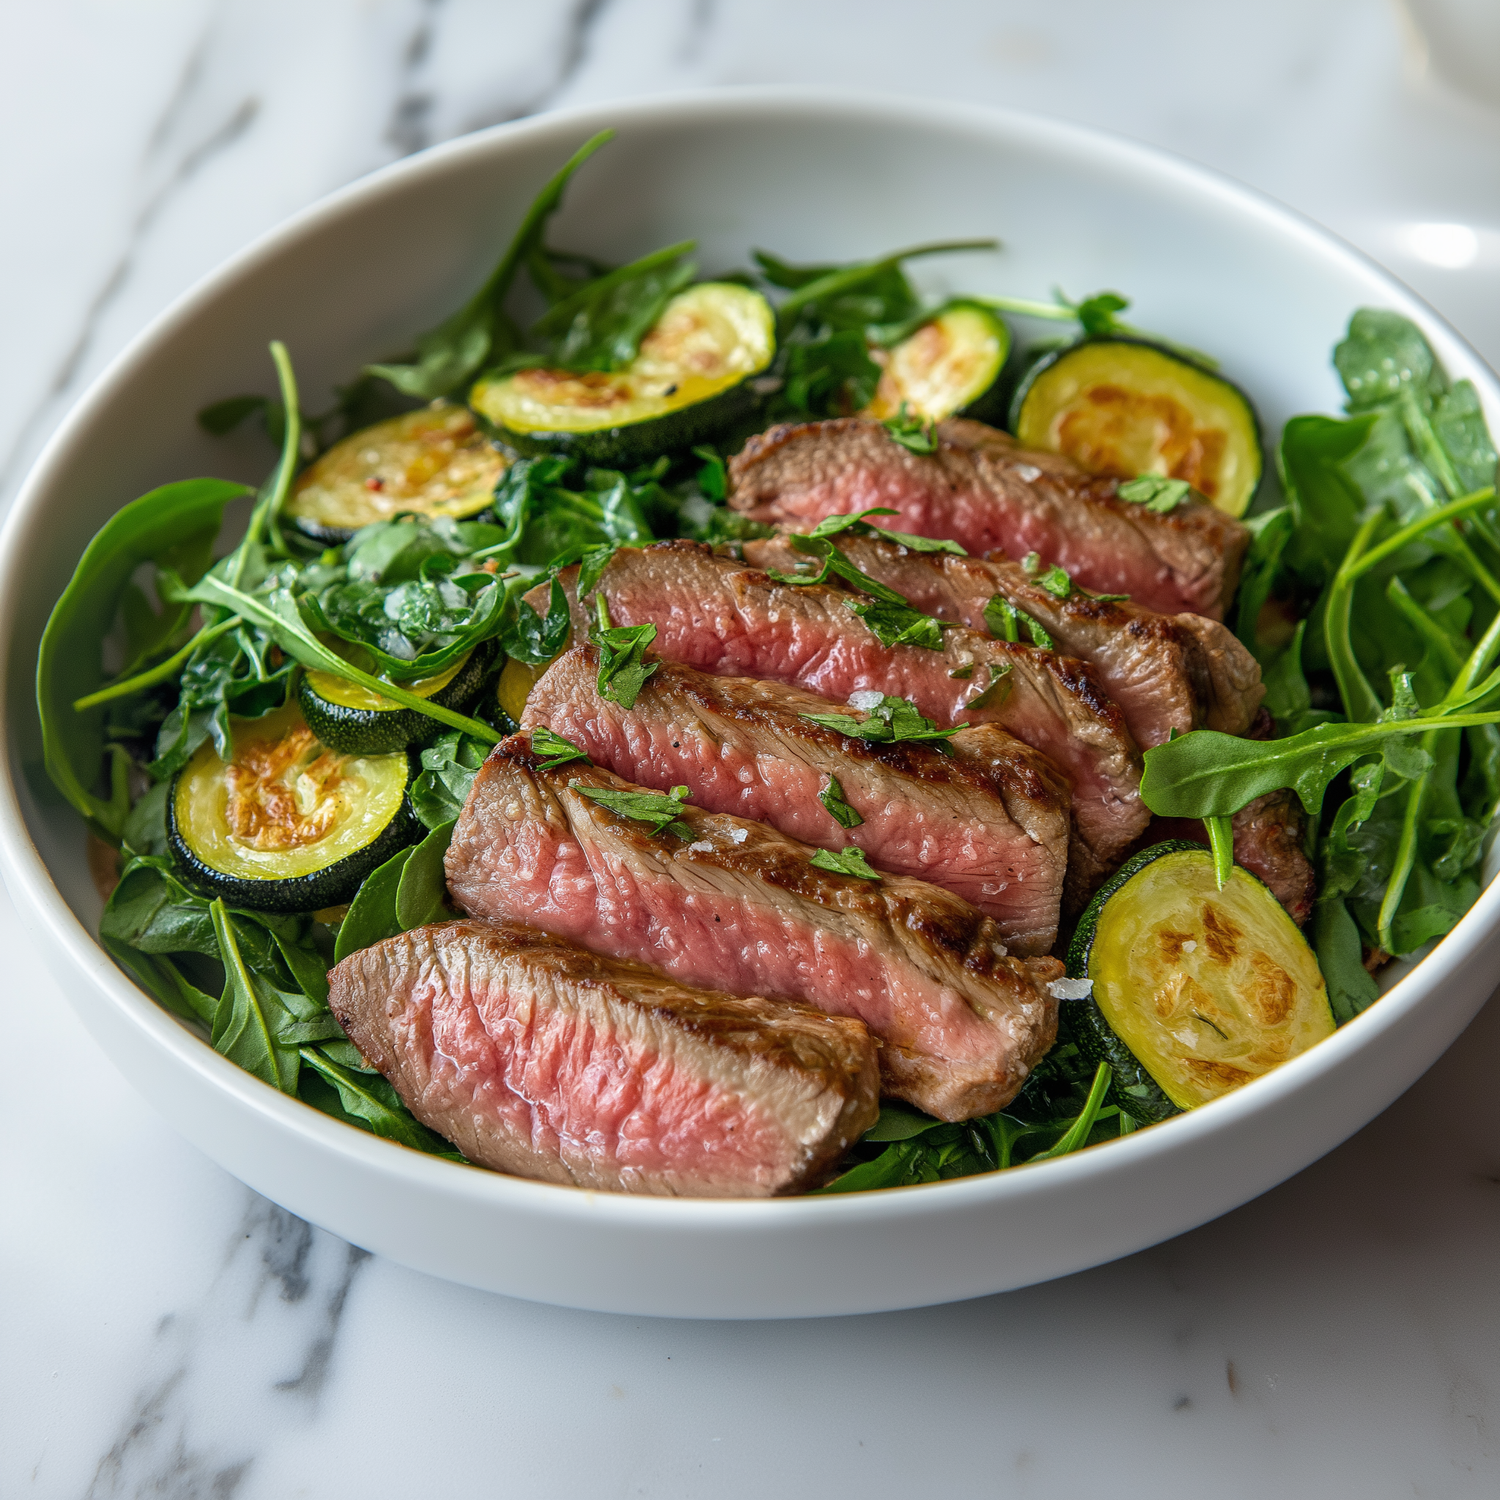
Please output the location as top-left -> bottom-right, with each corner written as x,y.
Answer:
6,2 -> 1500,1495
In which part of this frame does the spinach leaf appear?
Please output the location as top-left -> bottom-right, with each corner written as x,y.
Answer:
38,478 -> 249,836
395,819 -> 455,930
574,783 -> 693,839
334,846 -> 414,963
809,845 -> 881,881
209,900 -> 303,1093
500,576 -> 571,666
411,729 -> 491,828
366,129 -> 615,399
819,773 -> 863,829
482,455 -> 653,569
102,939 -> 219,1027
298,1047 -> 460,1155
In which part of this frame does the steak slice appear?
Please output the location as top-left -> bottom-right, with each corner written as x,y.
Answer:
728,416 -> 1249,619
542,541 -> 1146,893
445,737 -> 1065,1120
742,532 -> 1264,747
523,645 -> 1070,955
329,919 -> 878,1196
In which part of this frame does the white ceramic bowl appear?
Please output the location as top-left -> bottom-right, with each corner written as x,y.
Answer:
5,90 -> 1499,1320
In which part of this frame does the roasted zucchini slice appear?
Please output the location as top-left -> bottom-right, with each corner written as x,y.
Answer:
1066,842 -> 1333,1121
297,640 -> 495,755
864,305 -> 1009,423
469,282 -> 776,466
286,402 -> 508,543
1011,338 -> 1262,517
168,703 -> 419,913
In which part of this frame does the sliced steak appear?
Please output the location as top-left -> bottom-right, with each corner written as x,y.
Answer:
742,532 -> 1264,746
541,541 -> 1146,893
728,417 -> 1249,619
523,645 -> 1070,954
445,737 -> 1064,1120
329,919 -> 878,1196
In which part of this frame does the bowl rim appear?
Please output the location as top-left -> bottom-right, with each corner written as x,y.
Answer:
5,84 -> 1499,1228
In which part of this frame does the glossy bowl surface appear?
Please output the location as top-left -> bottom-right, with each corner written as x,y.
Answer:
5,90 -> 1499,1319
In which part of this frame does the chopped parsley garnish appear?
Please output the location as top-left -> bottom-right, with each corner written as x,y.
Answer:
590,594 -> 659,709
819,773 -> 864,829
844,596 -> 950,649
573,782 -> 693,839
530,726 -> 590,770
1117,475 -> 1193,513
801,693 -> 963,750
880,402 -> 938,454
810,845 -> 882,881
984,593 -> 1054,651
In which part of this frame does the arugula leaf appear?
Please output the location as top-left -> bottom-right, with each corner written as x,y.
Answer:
809,845 -> 882,881
590,596 -> 659,709
692,446 -> 728,502
882,403 -> 937,454
411,729 -> 491,828
102,939 -> 219,1027
819,774 -> 863,829
844,595 -> 949,649
500,576 -> 570,666
801,693 -> 963,748
777,329 -> 881,417
1024,1063 -> 1112,1161
366,129 -> 614,399
574,782 -> 694,838
1117,475 -> 1192,513
481,455 -> 653,570
530,726 -> 590,770
1234,506 -> 1294,659
37,477 -> 249,837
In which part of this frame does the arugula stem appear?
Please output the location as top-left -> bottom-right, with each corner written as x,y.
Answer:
1344,486 -> 1497,583
1386,577 -> 1465,676
1031,1063 -> 1112,1161
775,239 -> 998,324
231,341 -> 302,587
1205,815 -> 1235,890
1325,510 -> 1385,723
72,614 -> 243,711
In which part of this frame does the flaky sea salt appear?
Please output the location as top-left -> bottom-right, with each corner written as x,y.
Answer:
1046,977 -> 1095,1001
728,826 -> 749,844
1016,463 -> 1042,482
688,841 -> 714,854
848,689 -> 885,711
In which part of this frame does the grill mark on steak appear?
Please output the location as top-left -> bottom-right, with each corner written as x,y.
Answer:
523,645 -> 1070,954
727,416 -> 1249,619
538,540 -> 1146,898
329,919 -> 878,1196
742,533 -> 1265,746
444,738 -> 1064,1120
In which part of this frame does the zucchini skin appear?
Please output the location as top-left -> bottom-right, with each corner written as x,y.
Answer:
167,750 -> 423,915
1065,841 -> 1202,1124
1009,336 -> 1264,517
475,380 -> 762,469
297,640 -> 497,755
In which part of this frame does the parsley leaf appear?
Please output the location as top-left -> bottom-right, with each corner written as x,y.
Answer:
881,403 -> 938,455
530,726 -> 590,770
819,774 -> 864,829
801,694 -> 963,749
1034,564 -> 1072,600
590,595 -> 659,709
1117,475 -> 1193,513
983,594 -> 1054,651
800,508 -> 967,555
810,845 -> 882,881
574,782 -> 693,839
845,596 -> 950,649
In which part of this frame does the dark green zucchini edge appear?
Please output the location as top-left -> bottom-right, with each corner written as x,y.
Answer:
167,748 -> 423,914
298,639 -> 498,755
1064,841 -> 1202,1124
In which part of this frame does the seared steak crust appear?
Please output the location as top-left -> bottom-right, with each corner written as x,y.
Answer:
728,417 -> 1249,619
329,920 -> 878,1196
742,533 -> 1265,746
444,738 -> 1064,1120
523,646 -> 1070,954
542,541 -> 1146,892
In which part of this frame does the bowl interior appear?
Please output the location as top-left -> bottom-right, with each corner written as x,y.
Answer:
6,92 -> 1500,1314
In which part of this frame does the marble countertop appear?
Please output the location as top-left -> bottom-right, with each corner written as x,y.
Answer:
5,2 -> 1500,1494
